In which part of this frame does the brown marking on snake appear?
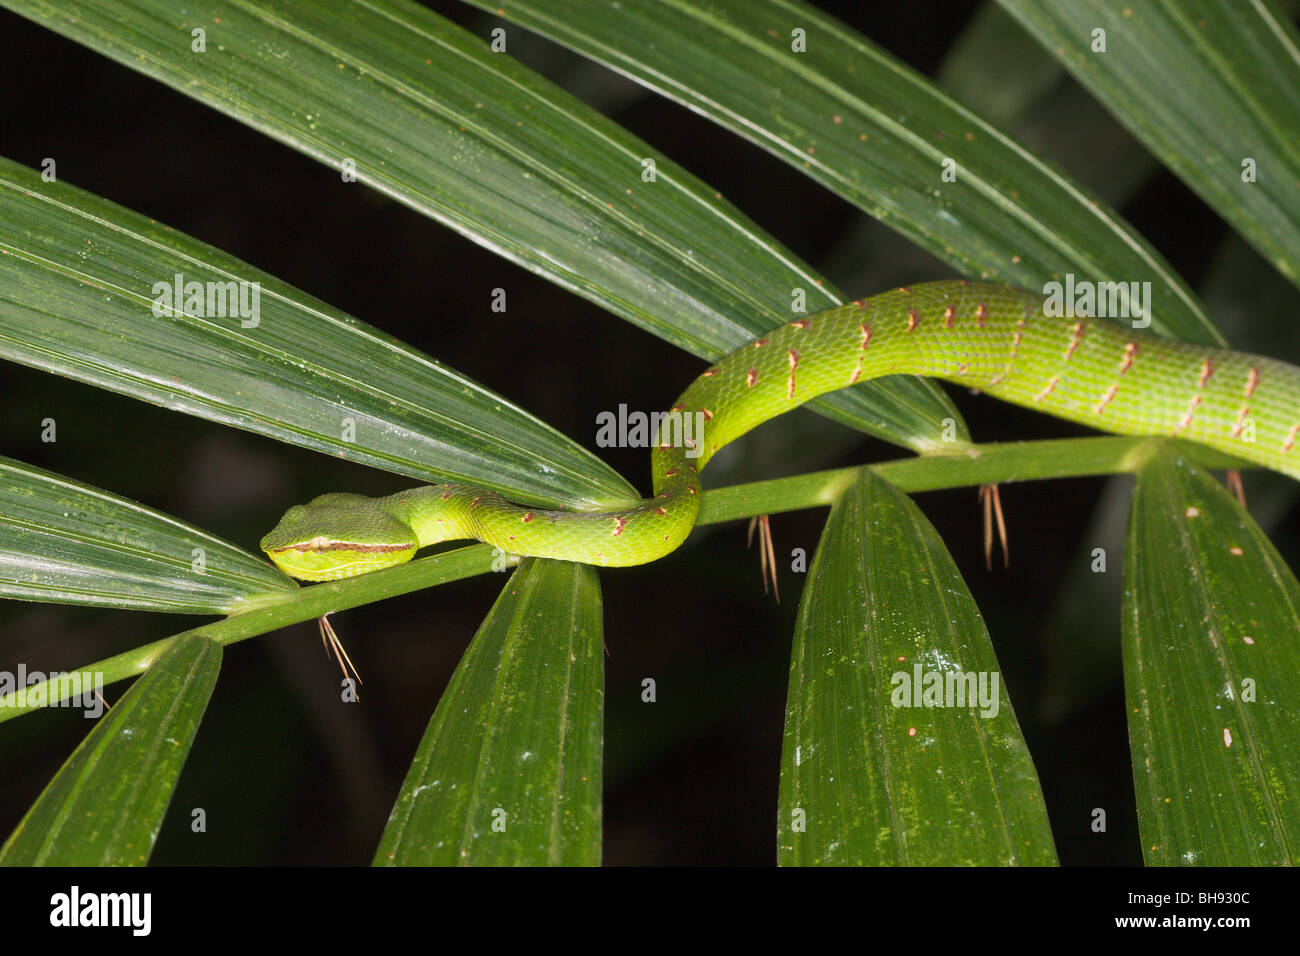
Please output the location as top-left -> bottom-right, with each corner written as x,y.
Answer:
700,407 -> 713,421
701,368 -> 719,378
1232,405 -> 1251,438
791,318 -> 811,330
1065,321 -> 1086,360
787,348 -> 800,398
975,302 -> 988,328
752,337 -> 768,348
655,506 -> 667,516
988,323 -> 1024,388
746,367 -> 758,387
1197,357 -> 1215,389
522,513 -> 535,523
664,468 -> 678,478
1118,341 -> 1138,375
943,304 -> 955,328
611,516 -> 627,537
899,285 -> 912,294
906,308 -> 920,333
1171,394 -> 1202,436
859,323 -> 873,349
1284,423 -> 1300,454
1095,384 -> 1119,415
1245,366 -> 1260,398
1033,376 -> 1060,403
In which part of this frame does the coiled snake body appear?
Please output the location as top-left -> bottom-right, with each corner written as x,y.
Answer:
263,281 -> 1300,580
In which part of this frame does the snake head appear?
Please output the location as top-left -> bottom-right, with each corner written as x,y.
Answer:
260,493 -> 418,582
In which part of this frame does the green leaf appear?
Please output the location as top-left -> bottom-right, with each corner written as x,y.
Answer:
470,0 -> 1222,345
0,0 -> 962,452
939,4 -> 1159,211
0,156 -> 635,510
936,1 -> 1064,129
375,559 -> 603,865
999,0 -> 1300,291
0,634 -> 221,866
778,469 -> 1056,865
0,454 -> 294,612
1123,445 -> 1300,865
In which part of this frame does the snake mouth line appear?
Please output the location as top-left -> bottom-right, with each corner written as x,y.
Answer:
275,538 -> 412,555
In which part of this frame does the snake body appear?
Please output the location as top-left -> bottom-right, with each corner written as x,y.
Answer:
262,281 -> 1300,580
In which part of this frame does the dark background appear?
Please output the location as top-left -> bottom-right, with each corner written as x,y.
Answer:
1,0 -> 1297,865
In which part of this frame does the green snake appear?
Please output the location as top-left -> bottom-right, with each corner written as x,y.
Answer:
262,280 -> 1300,581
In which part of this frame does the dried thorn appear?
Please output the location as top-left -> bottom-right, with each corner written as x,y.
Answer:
763,515 -> 780,603
980,485 -> 992,570
319,613 -> 362,692
992,484 -> 1009,569
1225,469 -> 1247,509
747,514 -> 780,602
978,484 -> 1009,570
